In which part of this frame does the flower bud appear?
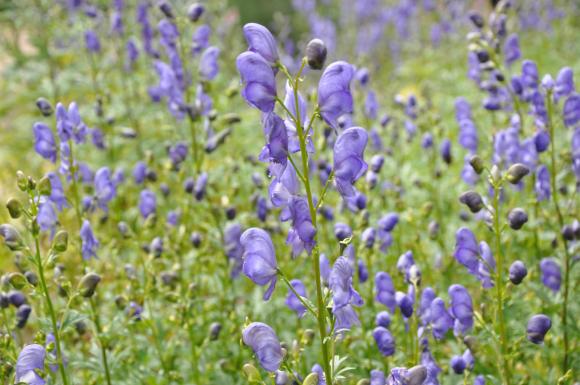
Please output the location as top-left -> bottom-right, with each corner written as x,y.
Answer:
459,191 -> 484,213
158,1 -> 174,18
221,113 -> 241,125
16,304 -> 32,328
509,260 -> 527,285
302,373 -> 319,385
115,295 -> 127,310
463,335 -> 478,353
526,314 -> 551,344
209,322 -> 222,341
36,97 -> 53,116
79,272 -> 101,298
242,363 -> 262,383
0,292 -> 8,308
302,329 -> 315,345
24,271 -> 38,286
8,290 -> 26,307
450,356 -> 466,374
16,171 -> 27,192
6,198 -> 23,219
37,176 -> 52,196
75,320 -> 87,335
469,155 -> 484,174
8,273 -> 27,290
561,224 -> 575,241
468,11 -> 485,28
505,163 -> 530,184
507,208 -> 528,230
428,220 -> 439,239
305,39 -> 327,70
190,232 -> 202,248
187,3 -> 205,22
0,224 -> 25,251
52,231 -> 68,253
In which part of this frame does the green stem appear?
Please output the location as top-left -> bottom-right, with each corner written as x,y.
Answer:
90,298 -> 113,385
278,270 -> 318,318
34,236 -> 69,385
67,140 -> 83,229
492,183 -> 510,385
546,91 -> 571,371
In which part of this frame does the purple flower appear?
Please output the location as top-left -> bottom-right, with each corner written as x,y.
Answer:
242,322 -> 282,372
504,34 -> 520,66
539,258 -> 561,292
33,123 -> 57,162
376,311 -> 391,328
139,189 -> 156,219
15,344 -> 46,385
554,67 -> 575,102
379,213 -> 399,232
333,127 -> 368,200
448,284 -> 473,335
320,254 -> 330,284
285,196 -> 316,256
168,142 -> 188,168
224,223 -> 244,277
522,60 -> 539,90
236,51 -> 277,113
318,61 -> 355,128
194,172 -> 208,201
240,228 -> 278,300
46,172 -> 68,211
94,167 -> 116,211
133,162 -> 147,184
56,102 -> 87,143
440,139 -> 452,164
474,375 -> 485,385
396,291 -> 413,318
330,256 -> 363,330
80,220 -> 99,260
37,201 -> 57,232
85,30 -> 100,52
260,113 -> 288,178
376,271 -> 396,313
192,24 -> 211,54
370,370 -> 385,385
535,165 -> 550,201
334,222 -> 352,241
450,355 -> 466,374
430,298 -> 454,340
453,228 -> 494,288
365,90 -> 378,120
373,327 -> 395,356
362,227 -> 376,248
563,94 -> 580,128
285,279 -> 307,317
534,130 -> 550,152
526,314 -> 551,344
242,23 -> 279,65
199,46 -> 220,80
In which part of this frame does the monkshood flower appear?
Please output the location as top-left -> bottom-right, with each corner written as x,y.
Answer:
563,94 -> 580,127
85,29 -> 100,53
56,102 -> 88,143
526,314 -> 551,344
373,326 -> 395,356
150,61 -> 184,118
168,142 -> 188,168
318,61 -> 355,128
259,113 -> 288,178
430,298 -> 454,340
535,165 -> 550,201
440,139 -> 452,164
94,167 -> 116,211
504,34 -> 520,66
46,172 -> 68,210
421,344 -> 442,385
194,172 -> 208,201
461,155 -> 479,185
166,210 -> 180,227
236,51 -> 277,113
199,46 -> 220,81
139,189 -> 156,219
269,163 -> 299,208
396,251 -> 415,280
80,220 -> 99,260
137,2 -> 157,57
33,122 -> 57,162
376,311 -> 391,328
285,196 -> 316,256
474,375 -> 485,385
192,24 -> 211,54
539,258 -> 561,292
365,91 -> 378,120
133,162 -> 147,184
376,271 -> 396,313
362,227 -> 376,248
358,260 -> 368,283
330,256 -> 363,330
453,228 -> 494,288
256,196 -> 268,222
282,82 -> 312,153
242,322 -> 283,372
15,344 -> 46,385
242,23 -> 279,66
554,67 -> 575,102
387,366 -> 427,385
158,19 -> 179,49
334,222 -> 352,241
448,284 -> 473,335
224,223 -> 244,277
371,370 -> 385,385
455,98 -> 478,153
395,291 -> 413,318
311,363 -> 326,385
319,254 -> 330,285
418,287 -> 435,324
333,127 -> 368,200
37,201 -> 57,232
285,279 -> 307,317
240,228 -> 278,300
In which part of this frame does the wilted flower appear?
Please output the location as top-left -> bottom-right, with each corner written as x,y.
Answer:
242,322 -> 283,372
240,228 -> 278,300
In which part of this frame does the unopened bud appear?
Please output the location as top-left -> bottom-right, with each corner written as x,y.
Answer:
505,163 -> 530,184
52,231 -> 68,253
459,191 -> 484,213
37,176 -> 52,196
36,97 -> 53,116
6,198 -> 23,219
187,3 -> 205,22
469,155 -> 484,174
0,224 -> 25,251
507,208 -> 528,230
305,39 -> 327,70
242,363 -> 262,383
302,373 -> 319,385
79,272 -> 101,298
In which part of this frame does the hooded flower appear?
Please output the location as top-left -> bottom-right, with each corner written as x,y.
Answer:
285,196 -> 316,256
259,113 -> 288,178
554,67 -> 575,102
139,189 -> 156,219
535,165 -> 550,201
453,228 -> 494,289
224,223 -> 244,277
37,201 -> 57,232
448,284 -> 473,335
242,23 -> 279,65
373,326 -> 395,356
85,29 -> 100,52
318,61 -> 355,128
330,256 -> 363,330
539,258 -> 561,292
563,94 -> 580,128
333,127 -> 368,200
430,298 -> 454,340
199,46 -> 220,80
242,322 -> 283,372
80,220 -> 99,260
33,123 -> 57,162
526,314 -> 551,344
94,167 -> 116,211
15,344 -> 46,385
46,172 -> 68,211
240,228 -> 278,300
285,279 -> 307,317
375,271 -> 396,313
236,51 -> 277,113
504,34 -> 520,66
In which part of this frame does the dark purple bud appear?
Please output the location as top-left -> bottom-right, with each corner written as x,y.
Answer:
507,208 -> 528,230
459,191 -> 484,213
16,304 -> 32,329
334,222 -> 352,241
305,38 -> 327,70
526,314 -> 551,344
468,11 -> 484,28
36,97 -> 53,116
450,355 -> 466,374
79,272 -> 101,298
373,326 -> 395,356
8,290 -> 27,307
509,260 -> 527,285
534,130 -> 550,153
505,163 -> 529,184
375,311 -> 391,328
440,139 -> 452,164
158,1 -> 174,18
187,3 -> 204,22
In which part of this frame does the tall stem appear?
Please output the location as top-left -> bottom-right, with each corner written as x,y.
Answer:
292,60 -> 333,385
492,184 -> 510,385
34,236 -> 69,385
546,92 -> 571,371
90,298 -> 113,385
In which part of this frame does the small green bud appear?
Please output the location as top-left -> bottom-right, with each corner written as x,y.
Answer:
463,335 -> 478,353
505,163 -> 530,184
302,329 -> 315,345
52,231 -> 68,253
357,380 -> 370,385
242,363 -> 262,383
27,177 -> 36,191
8,273 -> 27,289
303,372 -> 319,385
469,155 -> 484,174
16,171 -> 27,192
37,176 -> 52,196
6,198 -> 23,219
79,272 -> 101,298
